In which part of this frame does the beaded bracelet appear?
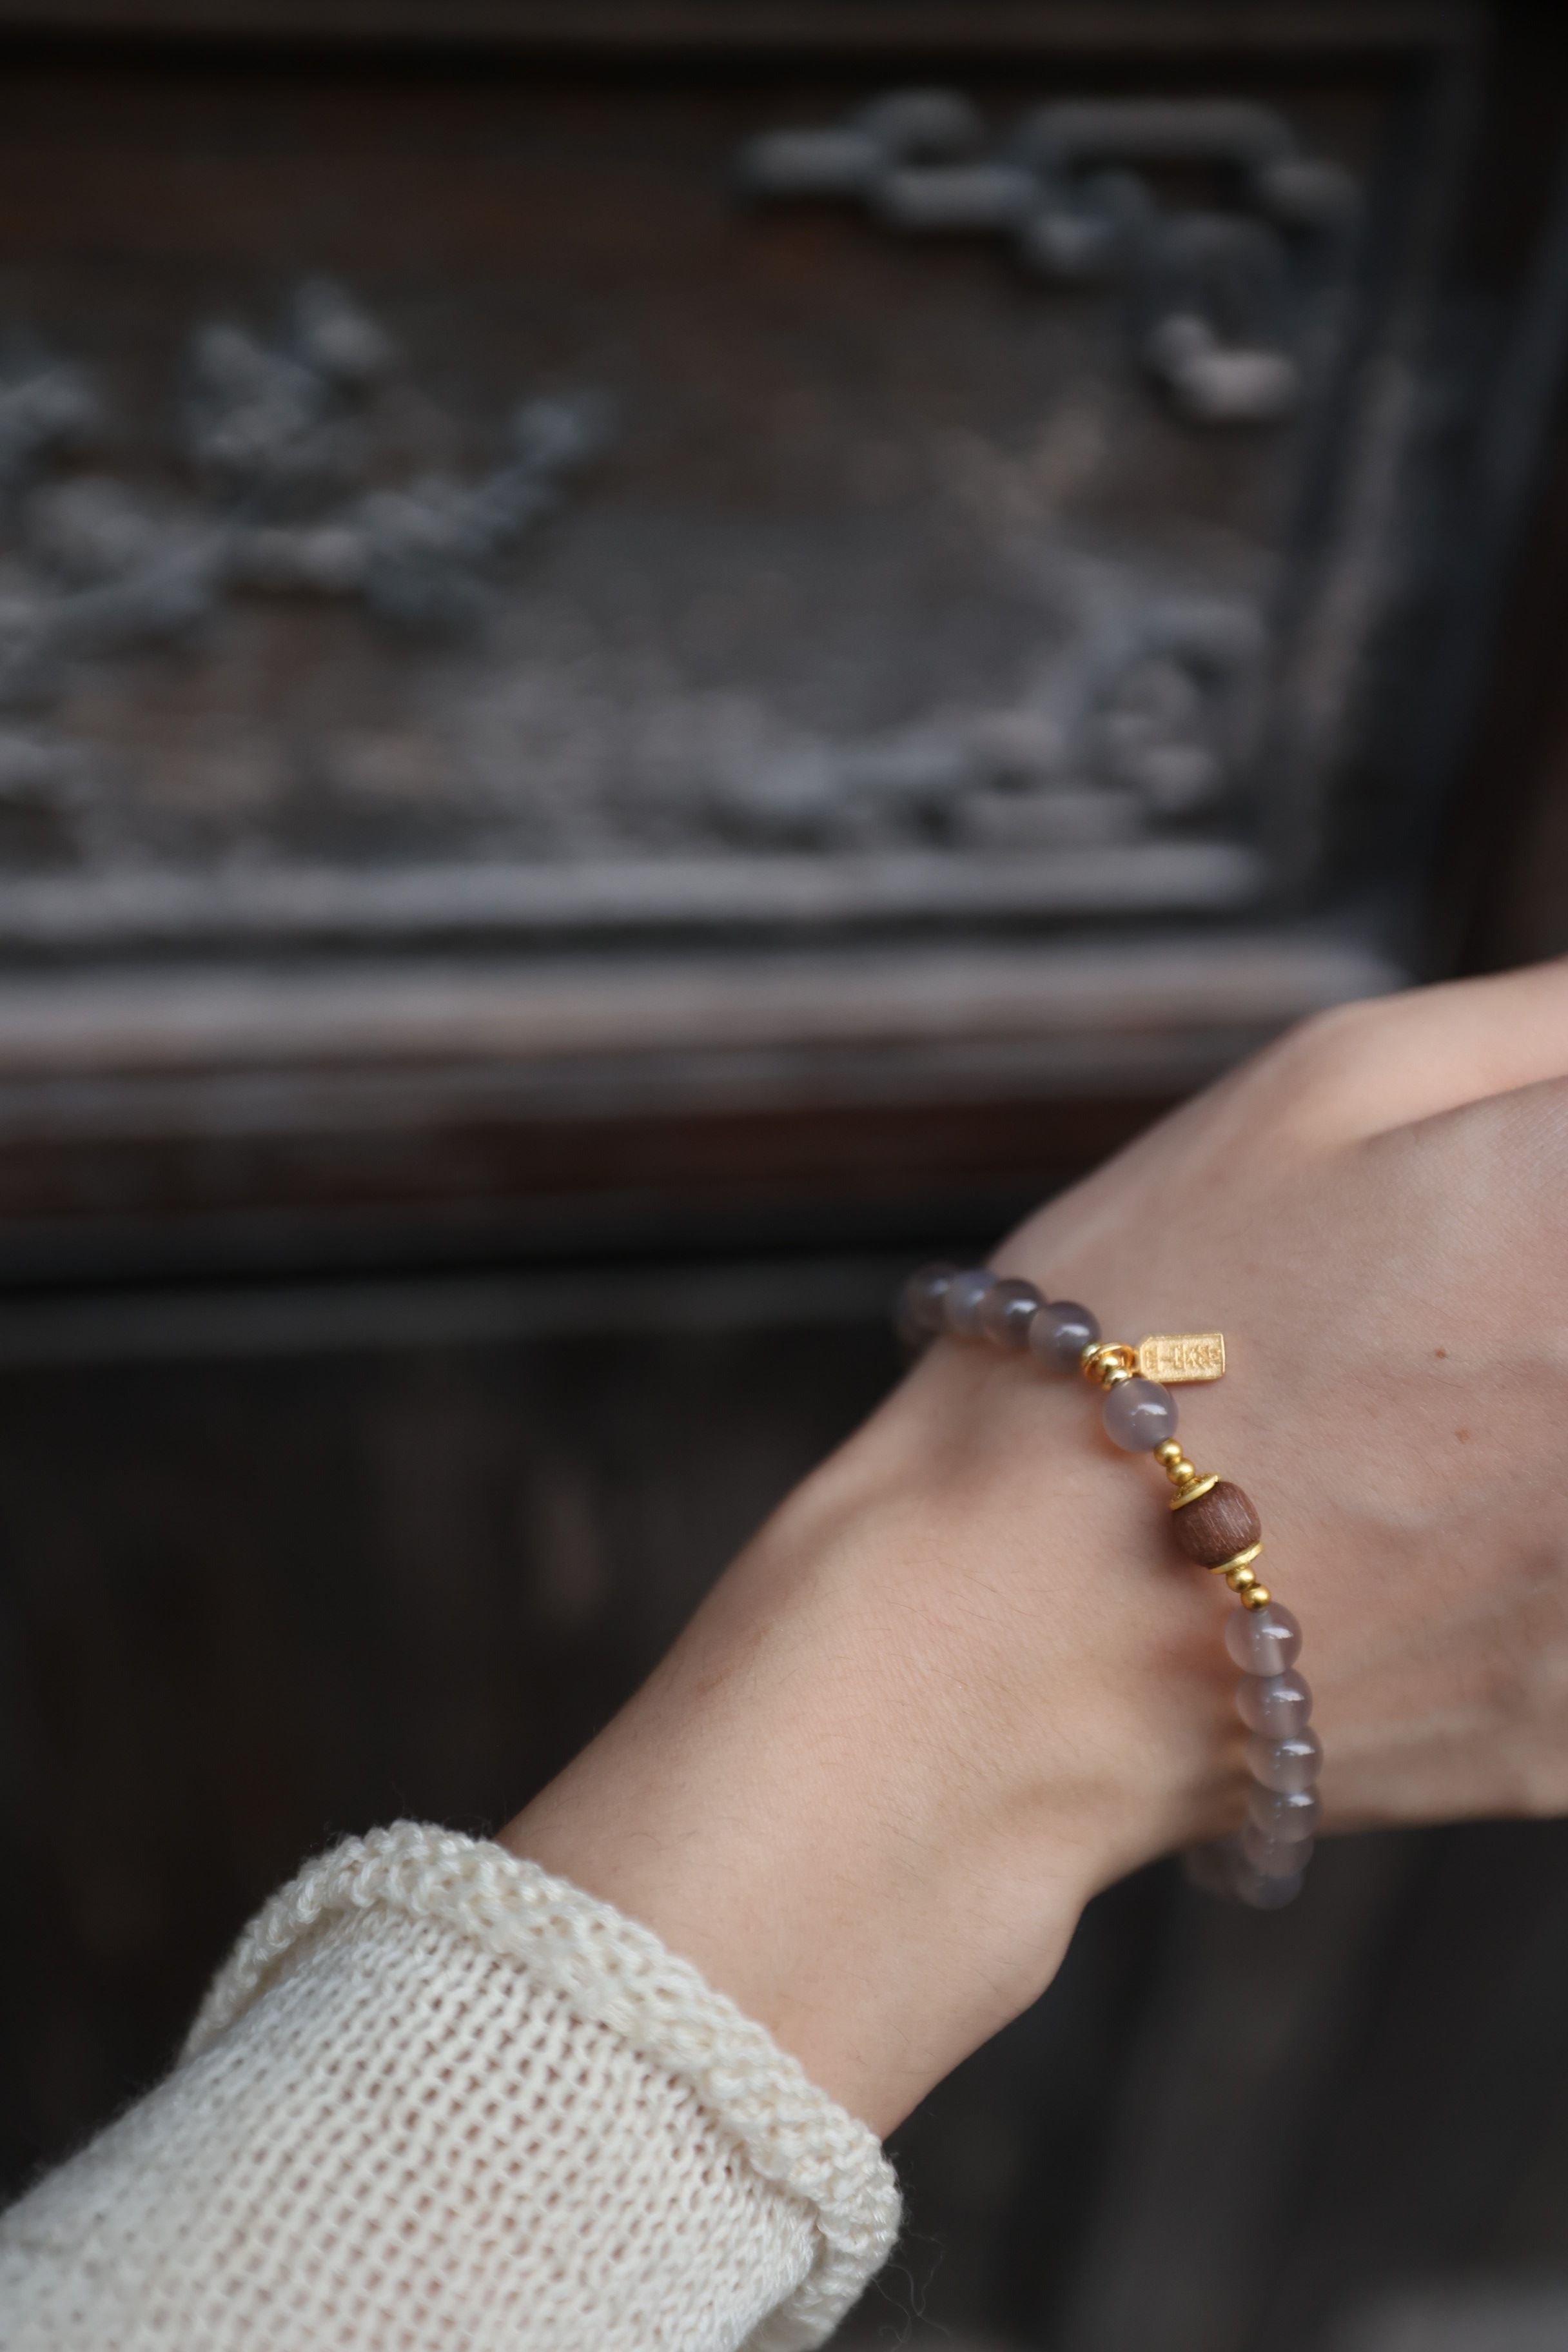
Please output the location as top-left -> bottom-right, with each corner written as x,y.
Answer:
897,1262 -> 1320,1910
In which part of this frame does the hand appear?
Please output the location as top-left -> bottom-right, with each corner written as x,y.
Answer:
507,962 -> 1568,2133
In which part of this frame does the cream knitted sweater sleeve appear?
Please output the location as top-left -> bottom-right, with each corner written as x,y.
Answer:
0,1822 -> 901,2351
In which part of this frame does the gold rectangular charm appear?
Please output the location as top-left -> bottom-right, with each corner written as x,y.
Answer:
1137,1332 -> 1226,1384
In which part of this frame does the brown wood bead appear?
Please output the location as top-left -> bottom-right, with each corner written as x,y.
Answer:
1171,1480 -> 1262,1567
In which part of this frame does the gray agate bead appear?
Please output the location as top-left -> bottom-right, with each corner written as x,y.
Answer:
1026,1298 -> 1100,1370
1240,1821 -> 1315,1876
943,1268 -> 998,1335
1102,1375 -> 1178,1451
1246,1729 -> 1322,1792
1233,1863 -> 1306,1910
1225,1602 -> 1300,1677
1197,1835 -> 1302,1910
976,1277 -> 1043,1348
1235,1669 -> 1312,1738
1246,1784 -> 1320,1841
896,1262 -> 956,1344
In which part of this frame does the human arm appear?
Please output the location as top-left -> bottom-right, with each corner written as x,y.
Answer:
11,960 -> 1568,2344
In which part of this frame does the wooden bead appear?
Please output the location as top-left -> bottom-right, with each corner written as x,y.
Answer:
1170,1479 -> 1262,1567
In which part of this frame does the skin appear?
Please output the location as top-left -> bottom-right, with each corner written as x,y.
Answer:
507,961 -> 1568,2136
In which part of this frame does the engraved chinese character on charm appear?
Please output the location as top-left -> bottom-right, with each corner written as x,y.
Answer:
1137,1333 -> 1227,1383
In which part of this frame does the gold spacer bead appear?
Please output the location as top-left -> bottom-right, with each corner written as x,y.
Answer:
1241,1583 -> 1273,1611
1225,1564 -> 1257,1592
1209,1539 -> 1263,1576
1154,1439 -> 1185,1469
1081,1340 -> 1138,1386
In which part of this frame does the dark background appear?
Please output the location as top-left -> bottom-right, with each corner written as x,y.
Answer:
5,6 -> 1568,2348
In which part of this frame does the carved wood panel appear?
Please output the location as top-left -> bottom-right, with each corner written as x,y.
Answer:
0,13 -> 1504,1254
0,59 -> 1431,947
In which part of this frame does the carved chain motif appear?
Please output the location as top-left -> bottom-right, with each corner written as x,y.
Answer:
0,282 -> 612,860
0,279 -> 611,674
0,289 -> 604,690
0,217 -> 1280,897
736,92 -> 1359,427
0,272 -> 1271,879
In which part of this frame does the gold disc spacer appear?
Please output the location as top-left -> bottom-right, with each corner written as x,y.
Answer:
1081,1340 -> 1138,1386
1209,1539 -> 1263,1576
1170,1472 -> 1220,1510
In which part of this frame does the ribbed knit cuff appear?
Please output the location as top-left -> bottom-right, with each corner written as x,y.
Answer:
186,1821 -> 902,2351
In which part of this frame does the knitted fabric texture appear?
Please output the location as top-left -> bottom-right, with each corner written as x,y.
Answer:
0,1823 -> 901,2352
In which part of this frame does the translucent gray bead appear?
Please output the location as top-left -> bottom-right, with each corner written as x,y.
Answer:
1224,1602 -> 1301,1678
1246,1729 -> 1322,1793
1026,1298 -> 1100,1370
1246,1783 -> 1320,1841
1102,1375 -> 1178,1451
976,1276 -> 1043,1348
1235,1669 -> 1312,1738
1240,1821 -> 1315,1876
943,1268 -> 997,1336
896,1262 -> 956,1345
1232,1862 -> 1304,1910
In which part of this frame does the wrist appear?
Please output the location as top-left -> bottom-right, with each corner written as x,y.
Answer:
504,1340 -> 1231,2132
